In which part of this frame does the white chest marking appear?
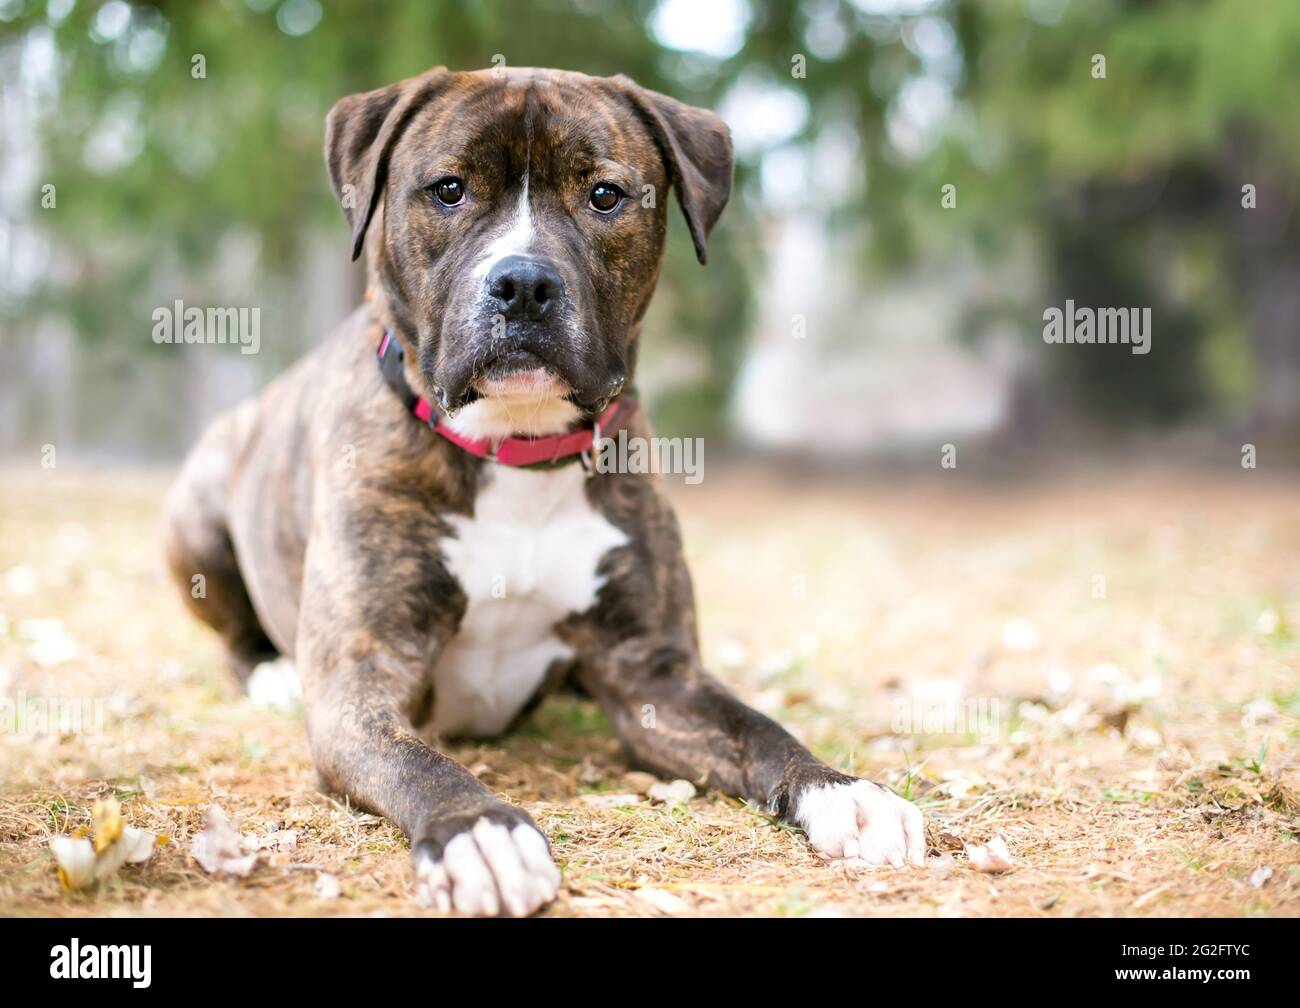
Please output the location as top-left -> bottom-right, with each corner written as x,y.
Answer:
433,463 -> 627,737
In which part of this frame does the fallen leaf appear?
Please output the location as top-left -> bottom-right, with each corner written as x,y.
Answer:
579,793 -> 641,811
965,835 -> 1015,873
1242,699 -> 1278,727
633,886 -> 689,914
315,872 -> 341,900
1133,884 -> 1170,909
929,853 -> 956,880
647,779 -> 696,804
190,805 -> 260,877
243,829 -> 298,853
1249,866 -> 1272,889
1129,726 -> 1163,749
929,827 -> 966,852
939,773 -> 986,800
805,904 -> 850,917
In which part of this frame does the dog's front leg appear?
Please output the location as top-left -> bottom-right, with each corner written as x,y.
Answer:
296,551 -> 560,916
579,641 -> 924,868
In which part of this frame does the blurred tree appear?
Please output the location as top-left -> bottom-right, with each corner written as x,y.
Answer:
912,0 -> 1300,435
2,0 -> 761,434
3,0 -> 1298,447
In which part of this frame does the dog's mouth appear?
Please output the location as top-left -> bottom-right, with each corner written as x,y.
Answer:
473,348 -> 571,400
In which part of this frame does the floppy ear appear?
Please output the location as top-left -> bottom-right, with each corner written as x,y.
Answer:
324,68 -> 448,261
614,78 -> 734,265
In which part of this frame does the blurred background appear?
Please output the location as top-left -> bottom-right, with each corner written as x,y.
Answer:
1,0 -> 1298,462
3,1 -> 1300,919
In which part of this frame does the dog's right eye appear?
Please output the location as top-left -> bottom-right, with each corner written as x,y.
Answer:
589,182 -> 624,214
428,177 -> 465,207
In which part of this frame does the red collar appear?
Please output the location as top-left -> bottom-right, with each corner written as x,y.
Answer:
377,330 -> 634,468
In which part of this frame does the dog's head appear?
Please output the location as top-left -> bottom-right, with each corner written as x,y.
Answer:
325,67 -> 732,437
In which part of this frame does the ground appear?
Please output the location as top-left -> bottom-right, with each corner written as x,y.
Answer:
1,462 -> 1297,917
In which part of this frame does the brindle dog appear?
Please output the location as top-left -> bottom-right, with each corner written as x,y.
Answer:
164,67 -> 924,916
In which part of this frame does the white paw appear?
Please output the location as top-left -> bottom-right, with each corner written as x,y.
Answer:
795,779 -> 924,868
246,657 -> 302,713
415,820 -> 561,917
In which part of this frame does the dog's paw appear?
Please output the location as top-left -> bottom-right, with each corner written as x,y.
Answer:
794,779 -> 924,868
245,657 -> 302,713
413,815 -> 561,917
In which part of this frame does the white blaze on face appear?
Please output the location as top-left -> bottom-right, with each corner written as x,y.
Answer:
457,170 -> 580,439
472,174 -> 535,282
456,169 -> 585,439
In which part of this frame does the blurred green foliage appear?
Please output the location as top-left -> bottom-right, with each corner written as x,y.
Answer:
3,0 -> 1298,438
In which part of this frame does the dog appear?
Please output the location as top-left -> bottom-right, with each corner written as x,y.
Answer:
163,66 -> 924,916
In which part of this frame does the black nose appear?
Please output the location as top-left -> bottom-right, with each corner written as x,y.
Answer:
485,255 -> 564,322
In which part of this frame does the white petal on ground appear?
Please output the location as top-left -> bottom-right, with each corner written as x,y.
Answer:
715,638 -> 750,669
1249,866 -> 1272,889
647,779 -> 696,804
18,618 -> 80,668
93,834 -> 132,881
965,835 -> 1015,873
51,802 -> 157,890
50,836 -> 97,891
119,826 -> 156,864
5,566 -> 37,595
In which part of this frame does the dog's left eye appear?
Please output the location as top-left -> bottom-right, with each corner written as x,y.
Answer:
429,177 -> 465,207
589,182 -> 624,214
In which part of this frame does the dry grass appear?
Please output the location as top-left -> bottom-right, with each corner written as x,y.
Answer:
1,461 -> 1298,917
